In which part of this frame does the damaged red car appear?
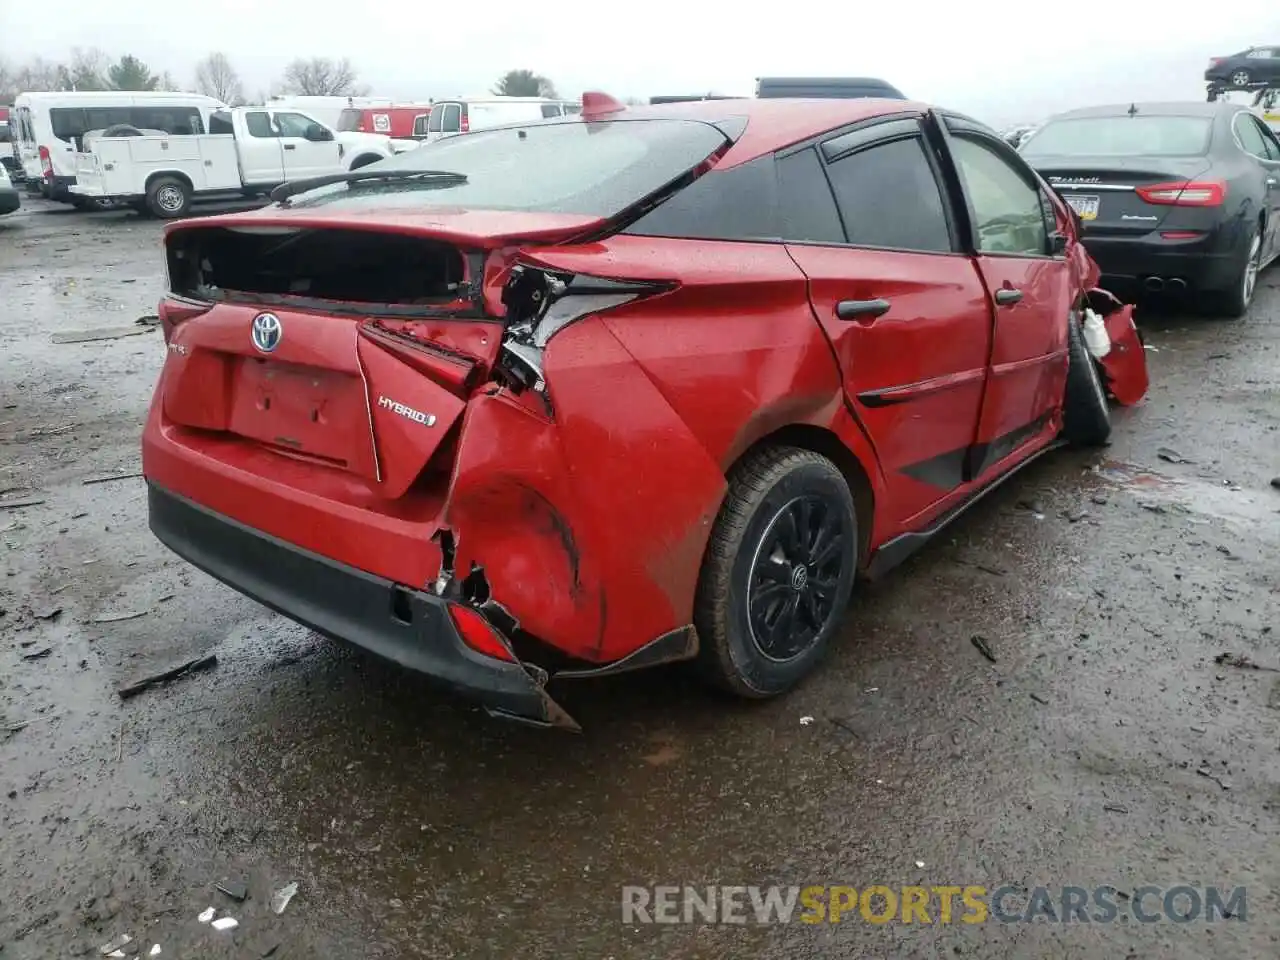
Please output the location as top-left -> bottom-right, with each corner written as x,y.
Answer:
142,94 -> 1148,730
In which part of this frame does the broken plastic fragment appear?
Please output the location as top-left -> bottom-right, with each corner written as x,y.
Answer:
211,916 -> 239,931
149,946 -> 162,957
99,934 -> 132,955
1082,308 -> 1111,359
197,906 -> 215,923
271,881 -> 298,915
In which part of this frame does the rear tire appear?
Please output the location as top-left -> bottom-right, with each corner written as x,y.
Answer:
146,176 -> 190,219
1231,69 -> 1251,87
349,154 -> 383,170
1062,311 -> 1112,446
1206,226 -> 1262,319
693,447 -> 858,699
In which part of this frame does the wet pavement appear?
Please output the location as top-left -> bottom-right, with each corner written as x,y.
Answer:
1,197 -> 1278,958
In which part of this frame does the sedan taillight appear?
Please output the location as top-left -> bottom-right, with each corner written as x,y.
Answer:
1136,180 -> 1226,207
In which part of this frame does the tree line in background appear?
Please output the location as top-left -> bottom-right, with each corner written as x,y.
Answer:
0,51 -> 570,106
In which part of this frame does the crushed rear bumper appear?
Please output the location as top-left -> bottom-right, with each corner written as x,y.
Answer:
147,482 -> 579,730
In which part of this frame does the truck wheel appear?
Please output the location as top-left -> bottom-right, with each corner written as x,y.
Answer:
1062,310 -> 1111,446
349,154 -> 383,170
693,447 -> 858,699
146,177 -> 190,218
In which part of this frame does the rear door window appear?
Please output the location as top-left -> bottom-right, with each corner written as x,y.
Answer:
540,103 -> 562,118
427,105 -> 444,134
822,135 -> 954,252
412,114 -> 429,137
337,109 -> 363,132
245,111 -> 276,138
776,146 -> 845,244
441,104 -> 462,133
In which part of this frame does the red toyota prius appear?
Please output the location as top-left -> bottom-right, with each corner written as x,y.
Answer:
142,93 -> 1148,730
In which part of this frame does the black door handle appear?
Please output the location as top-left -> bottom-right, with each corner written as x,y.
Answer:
283,144 -> 296,151
994,288 -> 1023,305
835,298 -> 892,321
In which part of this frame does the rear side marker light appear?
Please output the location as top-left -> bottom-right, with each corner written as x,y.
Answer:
1160,231 -> 1204,240
1136,180 -> 1226,206
448,604 -> 516,662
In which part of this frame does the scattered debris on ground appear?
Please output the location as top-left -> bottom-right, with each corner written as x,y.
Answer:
1196,766 -> 1231,790
1214,652 -> 1280,673
51,326 -> 155,345
117,653 -> 217,699
271,882 -> 298,916
20,647 -> 52,661
1156,447 -> 1194,464
971,635 -> 998,663
83,471 -> 143,486
0,497 -> 45,510
216,879 -> 248,902
93,610 -> 149,624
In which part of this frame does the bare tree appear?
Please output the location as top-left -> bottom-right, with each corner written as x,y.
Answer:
193,52 -> 243,104
3,57 -> 68,98
493,69 -> 558,98
280,57 -> 364,96
67,47 -> 109,90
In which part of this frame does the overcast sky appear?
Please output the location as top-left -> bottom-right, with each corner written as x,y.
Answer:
3,1 -> 1278,126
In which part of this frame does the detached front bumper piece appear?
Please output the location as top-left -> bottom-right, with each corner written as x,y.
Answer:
147,483 -> 579,730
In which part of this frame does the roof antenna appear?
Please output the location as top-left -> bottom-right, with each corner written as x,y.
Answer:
1127,103 -> 1138,117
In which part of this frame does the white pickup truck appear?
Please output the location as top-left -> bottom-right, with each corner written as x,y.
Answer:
69,105 -> 417,218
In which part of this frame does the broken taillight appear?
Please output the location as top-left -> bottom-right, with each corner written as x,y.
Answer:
1136,180 -> 1226,207
448,604 -> 516,662
38,145 -> 52,178
496,266 -> 671,403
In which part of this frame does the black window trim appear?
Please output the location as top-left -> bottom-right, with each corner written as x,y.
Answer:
936,113 -> 1060,261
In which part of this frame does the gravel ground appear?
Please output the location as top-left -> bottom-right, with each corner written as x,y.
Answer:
1,197 -> 1278,959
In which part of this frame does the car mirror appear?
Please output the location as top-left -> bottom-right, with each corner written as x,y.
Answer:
305,124 -> 333,142
1049,232 -> 1069,256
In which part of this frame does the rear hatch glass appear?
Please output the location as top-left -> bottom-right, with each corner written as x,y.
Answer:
284,117 -> 730,218
1022,116 -> 1214,234
337,108 -> 363,132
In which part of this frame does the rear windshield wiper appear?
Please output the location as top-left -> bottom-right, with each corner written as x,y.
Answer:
271,169 -> 468,204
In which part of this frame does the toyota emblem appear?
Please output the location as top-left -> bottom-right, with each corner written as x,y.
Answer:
251,312 -> 282,353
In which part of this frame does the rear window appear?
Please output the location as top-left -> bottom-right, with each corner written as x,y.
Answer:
289,118 -> 729,218
1020,116 -> 1213,157
337,109 -> 363,132
427,105 -> 444,134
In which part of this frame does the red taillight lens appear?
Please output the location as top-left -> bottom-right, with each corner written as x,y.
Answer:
38,145 -> 52,178
1136,180 -> 1226,206
1209,57 -> 1222,66
448,604 -> 515,662
459,110 -> 469,133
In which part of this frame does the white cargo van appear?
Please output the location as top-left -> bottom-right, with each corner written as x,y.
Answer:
10,91 -> 228,205
412,97 -> 581,142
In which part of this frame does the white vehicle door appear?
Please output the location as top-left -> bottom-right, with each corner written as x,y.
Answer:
273,111 -> 342,179
238,110 -> 285,184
